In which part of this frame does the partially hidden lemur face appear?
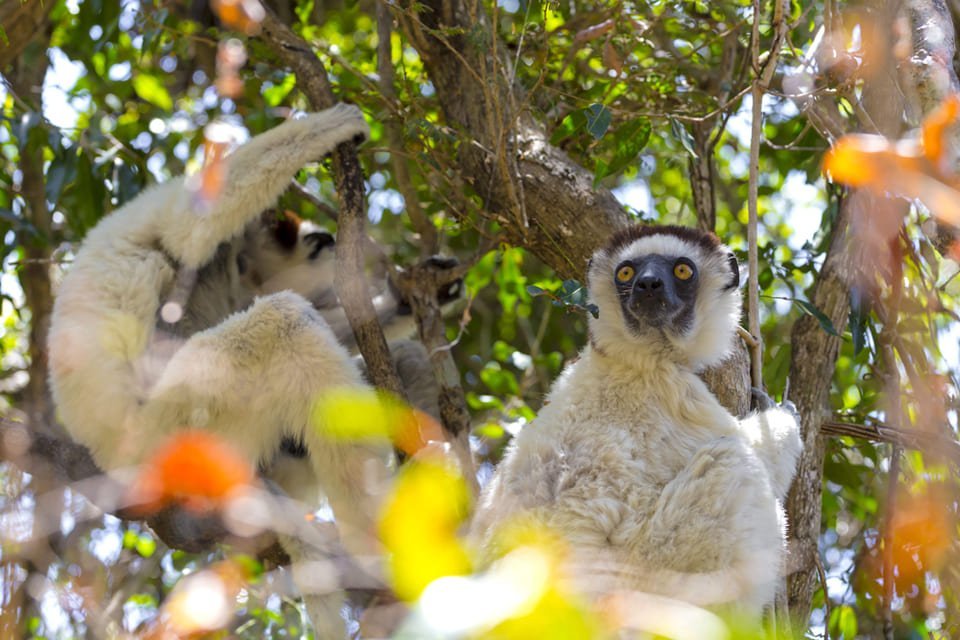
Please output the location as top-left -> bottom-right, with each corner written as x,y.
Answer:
587,225 -> 742,370
242,209 -> 337,302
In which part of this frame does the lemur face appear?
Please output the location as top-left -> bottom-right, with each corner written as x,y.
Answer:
613,253 -> 700,334
587,224 -> 742,369
242,209 -> 337,300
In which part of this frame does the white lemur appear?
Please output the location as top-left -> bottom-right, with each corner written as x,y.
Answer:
471,225 -> 802,623
48,104 -> 453,637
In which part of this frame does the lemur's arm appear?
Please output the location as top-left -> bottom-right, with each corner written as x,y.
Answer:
157,104 -> 368,268
739,390 -> 803,500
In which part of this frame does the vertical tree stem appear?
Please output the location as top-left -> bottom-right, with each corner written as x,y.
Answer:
747,0 -> 787,388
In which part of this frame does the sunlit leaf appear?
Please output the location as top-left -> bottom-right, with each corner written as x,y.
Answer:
669,117 -> 698,158
550,110 -> 588,146
132,74 -> 173,111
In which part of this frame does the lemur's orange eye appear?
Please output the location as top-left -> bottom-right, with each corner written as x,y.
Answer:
674,262 -> 694,280
616,265 -> 635,283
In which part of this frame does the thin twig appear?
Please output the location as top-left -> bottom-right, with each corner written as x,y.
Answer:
747,0 -> 788,388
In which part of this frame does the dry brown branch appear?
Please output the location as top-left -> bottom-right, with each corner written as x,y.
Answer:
821,420 -> 960,466
784,190 -> 856,625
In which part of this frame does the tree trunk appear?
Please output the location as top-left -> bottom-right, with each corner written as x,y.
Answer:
11,39 -> 56,432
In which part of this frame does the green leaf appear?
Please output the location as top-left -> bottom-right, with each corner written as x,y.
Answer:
848,286 -> 867,355
263,73 -> 297,107
550,110 -> 587,145
593,118 -> 652,183
135,534 -> 156,558
132,74 -> 173,111
585,103 -> 612,140
796,299 -> 839,336
669,116 -> 698,158
46,149 -> 78,207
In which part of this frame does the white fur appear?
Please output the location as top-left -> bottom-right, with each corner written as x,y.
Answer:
48,104 -> 380,637
472,228 -> 802,623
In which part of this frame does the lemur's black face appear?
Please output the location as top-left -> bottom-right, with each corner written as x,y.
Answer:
614,254 -> 699,334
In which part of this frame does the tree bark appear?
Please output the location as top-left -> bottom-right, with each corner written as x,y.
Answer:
0,0 -> 53,70
784,193 -> 856,627
395,0 -> 630,281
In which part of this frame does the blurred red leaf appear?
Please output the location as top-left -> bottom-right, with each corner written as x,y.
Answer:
573,19 -> 614,44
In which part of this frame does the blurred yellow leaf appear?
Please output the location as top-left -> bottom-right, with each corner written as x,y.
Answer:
313,388 -> 445,455
379,459 -> 472,601
313,388 -> 405,442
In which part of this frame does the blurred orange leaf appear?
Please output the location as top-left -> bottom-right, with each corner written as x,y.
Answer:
888,486 -> 954,587
395,408 -> 446,457
128,431 -> 254,514
197,138 -> 228,206
823,100 -> 960,227
210,0 -> 264,35
921,93 -> 960,170
142,559 -> 253,638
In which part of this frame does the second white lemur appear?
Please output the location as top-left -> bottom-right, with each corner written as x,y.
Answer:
472,225 -> 802,622
48,104 -> 448,637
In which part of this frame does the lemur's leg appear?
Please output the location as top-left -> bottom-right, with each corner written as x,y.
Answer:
155,104 -> 369,268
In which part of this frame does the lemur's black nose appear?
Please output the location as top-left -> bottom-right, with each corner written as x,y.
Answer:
635,275 -> 663,294
305,232 -> 335,259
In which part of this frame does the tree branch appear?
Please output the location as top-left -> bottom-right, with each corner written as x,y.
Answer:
394,0 -> 630,281
258,7 -> 406,399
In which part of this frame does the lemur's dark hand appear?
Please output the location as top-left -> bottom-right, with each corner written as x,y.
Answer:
751,387 -> 801,422
426,255 -> 462,304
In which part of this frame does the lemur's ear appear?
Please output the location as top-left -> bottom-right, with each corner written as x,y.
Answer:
260,209 -> 302,252
725,252 -> 740,290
